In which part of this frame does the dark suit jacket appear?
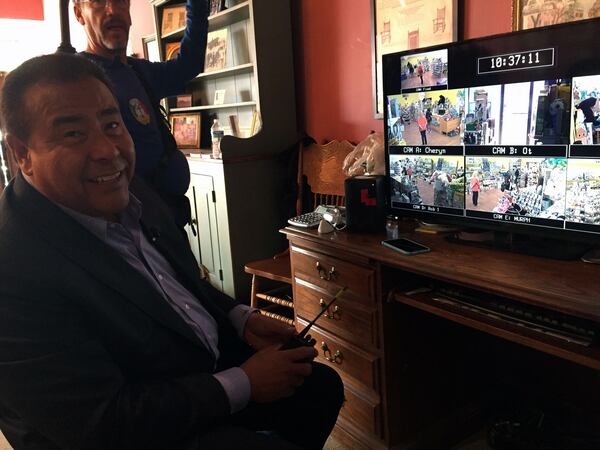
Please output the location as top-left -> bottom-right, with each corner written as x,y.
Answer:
0,174 -> 247,450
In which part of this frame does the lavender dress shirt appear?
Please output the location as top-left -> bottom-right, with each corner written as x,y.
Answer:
59,193 -> 252,413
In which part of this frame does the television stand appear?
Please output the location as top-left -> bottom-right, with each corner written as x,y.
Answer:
447,229 -> 591,261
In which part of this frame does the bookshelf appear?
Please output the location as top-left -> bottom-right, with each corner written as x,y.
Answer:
149,0 -> 298,300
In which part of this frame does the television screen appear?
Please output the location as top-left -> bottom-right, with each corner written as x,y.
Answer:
383,19 -> 600,242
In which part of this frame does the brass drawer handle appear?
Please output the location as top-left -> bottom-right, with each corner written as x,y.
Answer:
321,342 -> 343,364
315,261 -> 337,281
319,299 -> 341,320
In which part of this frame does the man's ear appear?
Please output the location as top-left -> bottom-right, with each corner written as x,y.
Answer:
73,3 -> 85,25
5,134 -> 33,176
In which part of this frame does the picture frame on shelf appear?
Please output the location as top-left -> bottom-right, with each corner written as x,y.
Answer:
512,0 -> 600,30
161,4 -> 186,37
170,113 -> 201,149
210,0 -> 226,16
176,95 -> 193,108
214,89 -> 226,105
371,0 -> 459,118
205,28 -> 228,72
142,35 -> 160,62
165,42 -> 181,61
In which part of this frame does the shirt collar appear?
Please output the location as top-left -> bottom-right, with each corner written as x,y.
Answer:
61,194 -> 143,241
21,172 -> 143,241
81,51 -> 126,69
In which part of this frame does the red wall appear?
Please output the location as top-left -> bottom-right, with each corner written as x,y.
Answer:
463,0 -> 513,39
0,1 -> 43,20
129,1 -> 156,57
294,0 -> 514,144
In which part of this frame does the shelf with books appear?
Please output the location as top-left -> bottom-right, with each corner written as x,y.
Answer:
195,62 -> 254,80
171,101 -> 256,112
208,1 -> 250,31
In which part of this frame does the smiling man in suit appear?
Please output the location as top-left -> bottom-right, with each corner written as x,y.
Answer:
0,53 -> 343,450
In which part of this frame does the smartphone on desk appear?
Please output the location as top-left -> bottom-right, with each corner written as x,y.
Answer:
381,238 -> 431,255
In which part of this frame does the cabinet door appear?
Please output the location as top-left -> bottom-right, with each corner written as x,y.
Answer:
185,173 -> 223,291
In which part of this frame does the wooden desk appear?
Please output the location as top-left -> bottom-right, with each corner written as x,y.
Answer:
282,227 -> 600,449
431,114 -> 460,134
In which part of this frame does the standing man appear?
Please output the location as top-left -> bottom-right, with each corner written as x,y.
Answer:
0,53 -> 343,450
74,0 -> 209,228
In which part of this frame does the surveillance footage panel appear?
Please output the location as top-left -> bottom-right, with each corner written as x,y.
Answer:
389,152 -> 465,217
571,75 -> 600,148
464,155 -> 568,229
463,79 -> 571,147
400,49 -> 448,94
387,88 -> 464,147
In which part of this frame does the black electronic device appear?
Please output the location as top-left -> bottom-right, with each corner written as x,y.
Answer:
345,175 -> 386,232
383,18 -> 600,255
382,238 -> 431,255
280,287 -> 346,350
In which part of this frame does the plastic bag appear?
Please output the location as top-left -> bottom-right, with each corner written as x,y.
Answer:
342,132 -> 386,177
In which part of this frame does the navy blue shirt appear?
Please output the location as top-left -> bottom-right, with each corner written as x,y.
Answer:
83,0 -> 209,197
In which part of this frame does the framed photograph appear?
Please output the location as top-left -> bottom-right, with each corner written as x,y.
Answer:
176,95 -> 193,108
371,0 -> 458,118
205,28 -> 228,72
170,113 -> 201,149
142,35 -> 160,62
165,42 -> 181,61
214,89 -> 226,105
210,0 -> 226,16
161,5 -> 186,37
513,0 -> 600,30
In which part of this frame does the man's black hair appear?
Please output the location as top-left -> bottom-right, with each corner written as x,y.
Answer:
0,53 -> 115,142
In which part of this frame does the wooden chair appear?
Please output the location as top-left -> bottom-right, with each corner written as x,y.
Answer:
433,7 -> 446,33
408,29 -> 419,50
244,140 -> 355,324
381,20 -> 391,45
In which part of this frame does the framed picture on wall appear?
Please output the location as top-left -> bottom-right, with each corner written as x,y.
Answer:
161,5 -> 186,37
165,42 -> 181,61
170,113 -> 201,149
371,0 -> 459,118
142,35 -> 160,62
512,0 -> 600,30
210,0 -> 226,16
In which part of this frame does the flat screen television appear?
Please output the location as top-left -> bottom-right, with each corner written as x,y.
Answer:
382,19 -> 600,250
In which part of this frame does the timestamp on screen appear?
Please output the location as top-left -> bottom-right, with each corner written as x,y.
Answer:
477,48 -> 555,75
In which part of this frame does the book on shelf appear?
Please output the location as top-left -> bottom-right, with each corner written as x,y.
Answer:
205,28 -> 228,72
250,110 -> 262,136
229,115 -> 240,137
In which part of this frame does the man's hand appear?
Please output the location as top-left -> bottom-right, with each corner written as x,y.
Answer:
241,345 -> 317,403
244,312 -> 296,350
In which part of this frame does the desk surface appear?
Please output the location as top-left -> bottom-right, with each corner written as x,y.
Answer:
283,227 -> 600,323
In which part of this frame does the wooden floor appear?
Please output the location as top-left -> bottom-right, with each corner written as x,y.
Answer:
0,430 -> 344,450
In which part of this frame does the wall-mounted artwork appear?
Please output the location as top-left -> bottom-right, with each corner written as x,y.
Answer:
513,0 -> 600,30
372,0 -> 458,118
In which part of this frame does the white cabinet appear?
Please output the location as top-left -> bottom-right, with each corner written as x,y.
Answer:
185,172 -> 223,291
185,160 -> 235,297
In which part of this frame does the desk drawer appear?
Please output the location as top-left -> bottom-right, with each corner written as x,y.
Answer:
291,246 -> 375,305
342,383 -> 382,438
298,319 -> 379,390
295,282 -> 378,349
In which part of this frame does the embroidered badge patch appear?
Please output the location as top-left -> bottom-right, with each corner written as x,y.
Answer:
129,98 -> 151,125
